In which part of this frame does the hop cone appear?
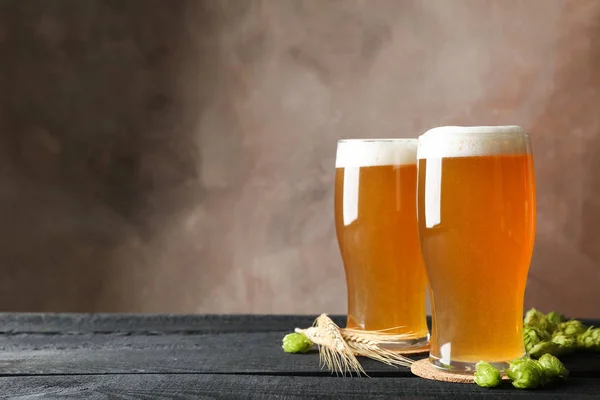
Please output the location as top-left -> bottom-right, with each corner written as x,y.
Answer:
524,308 -> 556,334
506,358 -> 546,389
282,332 -> 313,353
551,332 -> 577,355
547,311 -> 565,325
524,326 -> 550,353
474,361 -> 502,388
529,341 -> 562,359
524,308 -> 546,326
577,327 -> 600,351
538,353 -> 569,382
558,320 -> 588,337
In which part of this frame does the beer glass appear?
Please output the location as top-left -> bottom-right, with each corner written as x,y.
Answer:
335,139 -> 429,349
417,126 -> 536,371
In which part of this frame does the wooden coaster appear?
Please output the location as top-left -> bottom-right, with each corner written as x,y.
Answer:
411,359 -> 509,384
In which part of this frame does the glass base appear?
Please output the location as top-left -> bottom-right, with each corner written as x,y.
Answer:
429,353 -> 523,374
379,333 -> 430,352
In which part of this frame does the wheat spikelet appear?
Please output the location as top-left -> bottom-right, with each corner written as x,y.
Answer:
294,314 -> 418,375
295,314 -> 365,376
340,330 -> 414,367
340,328 -> 416,345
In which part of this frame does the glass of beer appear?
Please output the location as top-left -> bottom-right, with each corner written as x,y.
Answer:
334,139 -> 429,349
417,126 -> 536,372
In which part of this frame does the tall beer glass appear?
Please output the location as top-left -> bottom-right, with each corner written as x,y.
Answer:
417,126 -> 536,371
335,139 -> 429,349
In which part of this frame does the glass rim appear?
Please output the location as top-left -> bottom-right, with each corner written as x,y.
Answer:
419,132 -> 530,139
419,126 -> 530,140
337,138 -> 417,143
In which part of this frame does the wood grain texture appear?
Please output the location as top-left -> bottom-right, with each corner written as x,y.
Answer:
0,313 -> 346,334
0,331 -> 420,376
2,331 -> 598,378
0,315 -> 597,378
0,375 -> 598,399
0,314 -> 599,398
0,313 -> 591,334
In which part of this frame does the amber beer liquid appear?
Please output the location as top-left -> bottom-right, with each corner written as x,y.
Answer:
334,139 -> 429,348
417,126 -> 536,371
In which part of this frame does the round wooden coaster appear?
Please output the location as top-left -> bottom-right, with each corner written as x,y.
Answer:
410,359 -> 509,384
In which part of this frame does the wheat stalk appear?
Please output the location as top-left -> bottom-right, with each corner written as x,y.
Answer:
296,314 -> 365,376
341,327 -> 417,344
341,330 -> 414,367
295,314 -> 416,375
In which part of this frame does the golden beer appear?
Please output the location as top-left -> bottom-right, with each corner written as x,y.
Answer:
417,126 -> 536,371
335,139 -> 429,348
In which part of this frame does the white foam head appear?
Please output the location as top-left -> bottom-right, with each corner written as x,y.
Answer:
336,139 -> 417,168
417,126 -> 530,159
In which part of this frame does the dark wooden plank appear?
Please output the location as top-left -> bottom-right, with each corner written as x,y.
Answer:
0,313 -> 348,334
0,331 -> 419,376
1,331 -> 599,378
0,374 -> 597,399
0,313 -> 595,334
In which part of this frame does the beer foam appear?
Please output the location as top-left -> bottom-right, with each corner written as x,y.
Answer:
417,126 -> 529,159
335,139 -> 418,168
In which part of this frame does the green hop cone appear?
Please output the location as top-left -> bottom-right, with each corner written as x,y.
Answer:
508,357 -> 526,369
524,308 -> 546,326
529,341 -> 562,359
474,361 -> 502,388
551,332 -> 577,355
282,332 -> 313,353
558,320 -> 588,337
547,311 -> 565,325
592,328 -> 600,350
577,327 -> 600,351
524,326 -> 551,353
506,358 -> 546,389
524,308 -> 556,334
538,353 -> 569,382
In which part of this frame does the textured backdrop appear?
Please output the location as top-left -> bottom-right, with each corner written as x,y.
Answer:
0,0 -> 599,317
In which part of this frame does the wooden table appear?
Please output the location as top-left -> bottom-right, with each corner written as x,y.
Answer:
0,314 -> 598,398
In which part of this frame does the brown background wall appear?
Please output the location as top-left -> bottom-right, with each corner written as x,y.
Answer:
0,0 -> 598,317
